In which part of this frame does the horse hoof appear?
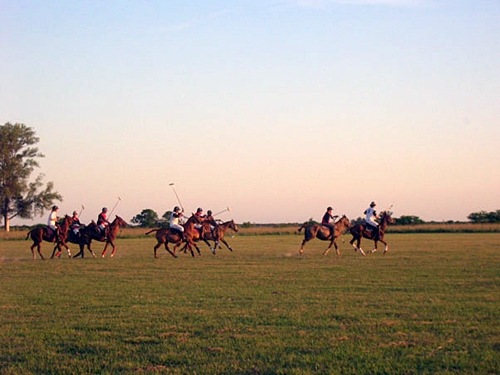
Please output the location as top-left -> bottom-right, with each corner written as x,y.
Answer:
371,249 -> 377,253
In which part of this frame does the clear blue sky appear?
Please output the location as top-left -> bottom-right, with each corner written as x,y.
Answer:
1,0 -> 499,224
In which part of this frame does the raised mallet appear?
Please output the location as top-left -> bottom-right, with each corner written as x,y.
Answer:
169,183 -> 184,210
109,197 -> 122,216
213,206 -> 231,216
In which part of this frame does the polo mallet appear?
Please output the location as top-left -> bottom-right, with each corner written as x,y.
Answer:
169,183 -> 184,210
78,205 -> 85,217
109,197 -> 122,216
213,206 -> 231,216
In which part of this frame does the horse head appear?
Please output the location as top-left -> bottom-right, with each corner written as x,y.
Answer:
113,215 -> 129,227
337,215 -> 350,227
380,211 -> 395,225
228,220 -> 239,232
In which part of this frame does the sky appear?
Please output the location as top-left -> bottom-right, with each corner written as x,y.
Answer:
1,0 -> 499,225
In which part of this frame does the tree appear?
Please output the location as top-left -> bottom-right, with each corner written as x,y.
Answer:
131,209 -> 160,227
467,210 -> 500,223
0,122 -> 62,231
395,215 -> 425,225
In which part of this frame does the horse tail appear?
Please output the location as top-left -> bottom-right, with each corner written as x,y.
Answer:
298,223 -> 307,232
145,229 -> 159,235
26,230 -> 32,240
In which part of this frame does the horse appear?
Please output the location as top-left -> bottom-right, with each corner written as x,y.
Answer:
298,215 -> 351,256
26,215 -> 73,260
145,214 -> 205,259
73,216 -> 128,258
349,211 -> 395,255
200,219 -> 239,254
67,224 -> 97,259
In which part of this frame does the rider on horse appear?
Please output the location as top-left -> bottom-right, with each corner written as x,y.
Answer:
321,206 -> 338,237
97,207 -> 110,238
70,210 -> 82,241
364,201 -> 379,237
204,209 -> 219,241
169,206 -> 186,239
47,205 -> 61,242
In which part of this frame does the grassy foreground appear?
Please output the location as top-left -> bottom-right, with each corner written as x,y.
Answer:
1,233 -> 499,374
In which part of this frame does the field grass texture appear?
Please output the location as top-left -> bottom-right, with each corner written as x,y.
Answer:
1,233 -> 499,374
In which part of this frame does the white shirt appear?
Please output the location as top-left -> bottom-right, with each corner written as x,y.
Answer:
48,211 -> 58,229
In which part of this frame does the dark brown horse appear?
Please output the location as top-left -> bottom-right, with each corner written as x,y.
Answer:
73,216 -> 128,258
298,215 -> 351,256
146,214 -> 205,259
26,215 -> 73,260
188,219 -> 240,254
202,219 -> 239,254
68,224 -> 97,259
349,211 -> 395,255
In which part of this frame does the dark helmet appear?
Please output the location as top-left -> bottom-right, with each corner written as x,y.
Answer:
174,206 -> 180,212
327,206 -> 333,211
197,207 -> 203,213
52,205 -> 59,210
207,210 -> 212,215
73,211 -> 78,216
102,207 -> 108,212
370,201 -> 376,207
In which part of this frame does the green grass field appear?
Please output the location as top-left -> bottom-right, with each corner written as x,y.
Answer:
1,233 -> 499,374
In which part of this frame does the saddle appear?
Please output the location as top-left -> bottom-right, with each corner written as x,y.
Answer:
170,228 -> 184,238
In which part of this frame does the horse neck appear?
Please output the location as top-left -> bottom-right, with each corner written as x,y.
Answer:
185,217 -> 198,228
379,215 -> 389,230
61,218 -> 71,231
220,221 -> 231,230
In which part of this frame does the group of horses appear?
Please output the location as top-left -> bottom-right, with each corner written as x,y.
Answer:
298,211 -> 395,256
25,210 -> 394,260
25,212 -> 239,260
26,215 -> 128,260
146,215 -> 239,258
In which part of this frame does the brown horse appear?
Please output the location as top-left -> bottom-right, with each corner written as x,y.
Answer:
349,211 -> 395,255
73,216 -> 128,258
26,215 -> 73,260
298,215 -> 351,256
202,219 -> 239,254
145,214 -> 205,259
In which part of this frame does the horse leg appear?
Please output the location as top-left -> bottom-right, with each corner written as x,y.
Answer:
202,239 -> 215,254
193,243 -> 202,256
379,239 -> 389,254
371,240 -> 378,254
37,244 -> 45,260
351,237 -> 365,256
357,240 -> 366,256
322,237 -> 336,256
101,242 -> 109,257
185,243 -> 195,258
65,244 -> 72,258
30,243 -> 41,260
221,238 -> 232,252
164,243 -> 177,258
110,241 -> 117,258
51,243 -> 59,259
73,244 -> 83,258
153,241 -> 162,259
86,244 -> 96,258
332,238 -> 341,256
299,239 -> 308,256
